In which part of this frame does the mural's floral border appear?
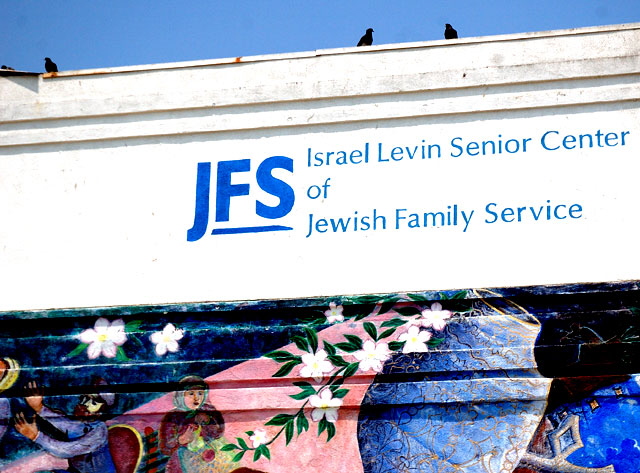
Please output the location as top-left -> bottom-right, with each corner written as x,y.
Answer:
67,319 -> 184,361
222,291 -> 472,463
46,280 -> 640,464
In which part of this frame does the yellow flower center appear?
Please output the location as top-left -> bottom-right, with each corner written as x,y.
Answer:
97,333 -> 109,342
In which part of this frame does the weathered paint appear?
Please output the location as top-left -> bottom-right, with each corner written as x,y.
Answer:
1,23 -> 640,473
0,283 -> 639,472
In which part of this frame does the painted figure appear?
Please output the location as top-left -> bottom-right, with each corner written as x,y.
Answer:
13,378 -> 116,473
160,375 -> 232,473
0,358 -> 19,441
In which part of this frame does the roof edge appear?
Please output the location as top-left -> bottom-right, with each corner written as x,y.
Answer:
37,22 -> 640,79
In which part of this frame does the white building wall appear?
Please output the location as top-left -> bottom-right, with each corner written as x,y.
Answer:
1,23 -> 639,311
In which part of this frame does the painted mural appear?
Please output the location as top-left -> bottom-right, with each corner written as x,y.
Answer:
0,282 -> 639,473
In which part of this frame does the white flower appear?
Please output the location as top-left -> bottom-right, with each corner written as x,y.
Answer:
249,429 -> 268,448
299,349 -> 333,382
150,323 -> 184,356
398,326 -> 432,353
420,302 -> 452,331
354,340 -> 391,373
324,303 -> 344,323
78,318 -> 127,359
309,389 -> 342,423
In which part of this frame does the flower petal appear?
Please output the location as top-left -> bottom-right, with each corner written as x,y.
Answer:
311,408 -> 325,422
86,342 -> 102,359
94,317 -> 110,331
101,341 -> 118,358
78,329 -> 97,344
155,343 -> 168,356
325,408 -> 339,423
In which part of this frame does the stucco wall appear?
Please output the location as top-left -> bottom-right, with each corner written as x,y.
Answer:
1,24 -> 640,473
1,24 -> 640,311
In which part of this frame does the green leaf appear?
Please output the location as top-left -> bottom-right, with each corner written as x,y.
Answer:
293,381 -> 314,389
326,422 -> 336,442
427,337 -> 445,347
272,360 -> 301,377
323,340 -> 336,356
221,443 -> 239,451
305,327 -> 319,353
237,437 -> 249,450
332,388 -> 349,398
378,299 -> 399,315
66,343 -> 89,359
388,341 -> 405,351
394,307 -> 422,317
342,362 -> 359,379
363,322 -> 378,341
291,335 -> 310,353
334,342 -> 359,353
232,450 -> 246,462
253,448 -> 263,462
290,390 -> 314,400
245,430 -> 254,436
381,318 -> 407,328
125,320 -> 143,332
296,413 -> 309,434
353,312 -> 370,321
265,413 -> 294,426
329,376 -> 344,387
128,334 -> 144,349
318,417 -> 328,436
378,328 -> 396,340
349,295 -> 381,305
328,354 -> 349,367
259,444 -> 271,460
343,335 -> 363,349
438,290 -> 468,300
285,420 -> 294,445
264,350 -> 299,362
407,293 -> 428,302
115,346 -> 130,362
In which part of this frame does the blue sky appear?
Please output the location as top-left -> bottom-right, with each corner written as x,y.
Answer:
1,0 -> 639,73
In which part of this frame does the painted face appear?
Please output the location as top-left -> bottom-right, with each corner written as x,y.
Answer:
74,395 -> 105,418
184,388 -> 205,410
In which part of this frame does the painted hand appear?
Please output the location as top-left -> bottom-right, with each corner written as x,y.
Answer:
179,424 -> 197,445
24,381 -> 43,413
14,411 -> 39,441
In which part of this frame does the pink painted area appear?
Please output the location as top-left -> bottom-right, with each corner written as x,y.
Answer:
121,314 -> 397,473
1,452 -> 68,473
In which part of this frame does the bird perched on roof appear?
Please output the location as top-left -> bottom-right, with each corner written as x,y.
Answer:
357,28 -> 374,46
44,57 -> 58,73
444,24 -> 458,39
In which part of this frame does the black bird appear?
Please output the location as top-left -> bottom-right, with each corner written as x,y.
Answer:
357,28 -> 374,46
44,57 -> 58,73
444,24 -> 458,39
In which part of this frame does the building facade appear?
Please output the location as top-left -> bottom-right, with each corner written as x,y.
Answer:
0,23 -> 639,473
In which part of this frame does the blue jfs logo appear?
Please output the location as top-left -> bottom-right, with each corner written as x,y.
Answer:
187,157 -> 295,242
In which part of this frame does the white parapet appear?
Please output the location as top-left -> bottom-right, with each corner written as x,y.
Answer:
0,24 -> 639,311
